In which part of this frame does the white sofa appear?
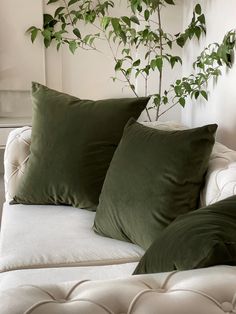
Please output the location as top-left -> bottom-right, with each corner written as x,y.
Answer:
1,124 -> 236,313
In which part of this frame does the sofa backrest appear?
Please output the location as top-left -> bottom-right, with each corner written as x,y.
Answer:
4,125 -> 236,206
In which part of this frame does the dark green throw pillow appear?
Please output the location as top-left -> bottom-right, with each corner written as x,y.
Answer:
94,119 -> 217,249
134,195 -> 236,274
13,82 -> 148,209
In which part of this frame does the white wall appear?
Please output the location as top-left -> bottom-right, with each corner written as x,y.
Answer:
0,0 -> 45,117
182,0 -> 236,149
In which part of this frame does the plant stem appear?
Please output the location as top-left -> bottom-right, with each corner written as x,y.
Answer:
158,102 -> 177,118
63,0 -> 74,26
156,2 -> 163,121
101,22 -> 151,121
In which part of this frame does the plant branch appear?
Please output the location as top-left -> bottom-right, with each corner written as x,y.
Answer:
156,2 -> 163,121
63,0 -> 74,26
158,102 -> 178,118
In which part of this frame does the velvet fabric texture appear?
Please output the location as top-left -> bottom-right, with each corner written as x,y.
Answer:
13,83 -> 149,209
94,119 -> 217,249
134,195 -> 236,274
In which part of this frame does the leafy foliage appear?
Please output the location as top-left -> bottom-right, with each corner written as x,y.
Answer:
27,0 -> 236,121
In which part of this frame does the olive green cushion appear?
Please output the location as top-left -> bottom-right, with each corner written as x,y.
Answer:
94,119 -> 217,249
13,83 -> 148,209
134,195 -> 236,274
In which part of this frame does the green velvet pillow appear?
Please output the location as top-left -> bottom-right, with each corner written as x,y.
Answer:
93,119 -> 217,249
13,83 -> 148,209
134,195 -> 236,274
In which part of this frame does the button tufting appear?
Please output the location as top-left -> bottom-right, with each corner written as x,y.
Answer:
221,302 -> 234,312
56,299 -> 67,303
156,288 -> 166,293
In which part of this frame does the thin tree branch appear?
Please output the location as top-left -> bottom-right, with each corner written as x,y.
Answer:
158,102 -> 178,118
156,2 -> 163,121
63,0 -> 74,26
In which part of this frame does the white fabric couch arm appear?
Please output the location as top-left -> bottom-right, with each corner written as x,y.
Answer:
201,141 -> 236,206
4,127 -> 31,202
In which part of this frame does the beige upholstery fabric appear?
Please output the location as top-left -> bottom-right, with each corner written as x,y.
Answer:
4,126 -> 31,201
1,265 -> 235,314
201,141 -> 236,206
2,125 -> 236,312
0,203 -> 144,272
0,263 -> 138,292
5,124 -> 236,207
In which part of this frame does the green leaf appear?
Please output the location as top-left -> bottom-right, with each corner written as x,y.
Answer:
126,68 -> 132,76
201,90 -> 208,100
43,14 -> 54,25
167,40 -> 172,49
194,91 -> 200,99
176,36 -> 186,47
54,7 -> 64,17
121,16 -> 131,27
115,59 -> 122,71
122,48 -> 130,55
44,38 -> 51,48
73,28 -> 81,39
56,42 -> 61,51
195,26 -> 201,40
54,31 -> 62,40
130,84 -> 135,91
133,59 -> 141,67
183,82 -> 191,93
143,65 -> 150,75
174,85 -> 181,95
69,40 -> 77,54
130,15 -> 140,25
47,0 -> 59,4
150,59 -> 156,70
195,4 -> 202,15
111,18 -> 121,33
170,57 -> 176,68
179,97 -> 185,107
144,10 -> 150,21
120,31 -> 127,44
156,58 -> 163,72
135,69 -> 141,78
42,29 -> 51,40
31,28 -> 38,43
163,96 -> 168,104
154,95 -> 161,106
164,0 -> 175,5
101,17 -> 110,29
198,14 -> 206,24
68,0 -> 78,6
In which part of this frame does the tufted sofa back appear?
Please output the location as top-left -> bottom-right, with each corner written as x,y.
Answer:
1,265 -> 236,314
4,124 -> 236,205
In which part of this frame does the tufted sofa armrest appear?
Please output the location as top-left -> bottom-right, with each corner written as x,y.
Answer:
4,126 -> 236,205
4,127 -> 31,202
201,141 -> 236,206
1,265 -> 236,314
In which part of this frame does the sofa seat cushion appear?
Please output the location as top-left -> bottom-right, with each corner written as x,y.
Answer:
0,263 -> 138,292
1,265 -> 236,314
0,203 -> 144,273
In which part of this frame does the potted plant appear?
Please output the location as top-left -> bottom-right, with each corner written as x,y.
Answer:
27,0 -> 236,121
